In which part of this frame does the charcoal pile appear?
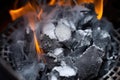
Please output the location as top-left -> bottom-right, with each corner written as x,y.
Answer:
0,2 -> 120,80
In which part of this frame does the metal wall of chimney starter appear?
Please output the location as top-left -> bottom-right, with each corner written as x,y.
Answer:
0,59 -> 20,80
0,0 -> 120,80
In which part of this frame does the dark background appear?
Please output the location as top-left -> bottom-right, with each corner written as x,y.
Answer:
0,0 -> 120,32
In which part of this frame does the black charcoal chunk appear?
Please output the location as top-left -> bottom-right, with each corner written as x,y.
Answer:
69,46 -> 88,57
44,55 -> 61,70
73,29 -> 92,48
92,28 -> 111,50
60,76 -> 77,80
40,35 -> 61,53
24,27 -> 33,55
74,46 -> 104,79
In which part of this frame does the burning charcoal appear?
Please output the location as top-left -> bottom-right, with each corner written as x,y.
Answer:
25,27 -> 33,42
53,48 -> 63,56
79,14 -> 94,26
59,19 -> 76,31
60,38 -> 75,51
59,29 -> 92,53
79,13 -> 96,29
43,23 -> 57,39
44,55 -> 61,70
55,21 -> 72,42
70,5 -> 90,25
58,46 -> 104,79
71,29 -> 92,49
47,48 -> 64,61
24,27 -> 33,55
53,64 -> 77,77
1,1 -> 120,80
92,28 -> 111,50
69,46 -> 88,57
40,35 -> 61,53
73,46 -> 104,80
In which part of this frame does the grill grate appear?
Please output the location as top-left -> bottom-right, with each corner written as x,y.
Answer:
101,56 -> 120,80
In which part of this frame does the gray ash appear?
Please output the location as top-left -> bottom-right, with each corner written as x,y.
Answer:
0,3 -> 120,80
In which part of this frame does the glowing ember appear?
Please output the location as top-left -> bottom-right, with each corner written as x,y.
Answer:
10,1 -> 44,57
37,9 -> 43,20
49,0 -> 71,6
77,0 -> 103,20
28,17 -> 44,60
48,0 -> 103,19
9,2 -> 36,21
28,14 -> 43,59
33,32 -> 43,55
94,0 -> 103,20
77,0 -> 93,3
8,0 -> 104,61
49,0 -> 56,5
9,0 -> 103,20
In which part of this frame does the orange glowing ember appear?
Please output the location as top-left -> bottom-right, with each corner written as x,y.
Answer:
9,0 -> 103,20
25,8 -> 43,59
9,2 -> 36,21
77,0 -> 94,4
37,9 -> 43,20
34,32 -> 43,55
77,0 -> 103,20
48,0 -> 103,19
49,0 -> 56,5
49,0 -> 71,6
28,18 -> 43,60
28,14 -> 43,56
94,0 -> 103,20
58,0 -> 72,6
28,21 -> 44,61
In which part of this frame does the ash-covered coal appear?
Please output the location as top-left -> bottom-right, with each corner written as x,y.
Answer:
0,3 -> 120,80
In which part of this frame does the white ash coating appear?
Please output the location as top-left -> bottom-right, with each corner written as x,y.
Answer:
60,19 -> 76,31
101,31 -> 110,39
53,65 -> 76,77
78,30 -> 88,36
83,15 -> 93,24
51,75 -> 58,80
43,23 -> 57,39
55,22 -> 71,42
54,48 -> 63,56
